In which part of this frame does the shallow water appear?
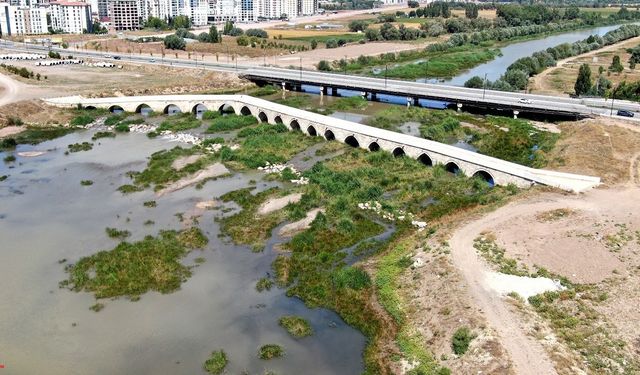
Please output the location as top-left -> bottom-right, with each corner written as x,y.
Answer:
0,129 -> 366,374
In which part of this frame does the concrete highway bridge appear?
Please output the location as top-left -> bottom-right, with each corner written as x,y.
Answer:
45,94 -> 600,192
242,67 -> 639,119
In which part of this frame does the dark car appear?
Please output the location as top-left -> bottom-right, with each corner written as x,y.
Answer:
113,56 -> 121,60
617,110 -> 635,118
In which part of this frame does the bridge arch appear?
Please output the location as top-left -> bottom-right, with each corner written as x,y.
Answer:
219,103 -> 235,114
324,129 -> 335,141
135,103 -> 151,114
258,111 -> 268,123
258,111 -> 269,123
473,170 -> 495,187
240,106 -> 252,116
164,104 -> 181,115
84,105 -> 97,111
368,142 -> 380,151
345,135 -> 360,148
417,153 -> 433,166
307,125 -> 317,136
108,105 -> 124,113
393,147 -> 405,157
192,103 -> 207,115
445,161 -> 461,175
274,115 -> 284,124
290,119 -> 301,131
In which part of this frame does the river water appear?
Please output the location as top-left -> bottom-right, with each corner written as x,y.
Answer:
0,129 -> 365,374
446,23 -> 632,86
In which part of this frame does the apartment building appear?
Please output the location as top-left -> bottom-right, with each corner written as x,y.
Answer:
0,3 -> 48,35
108,0 -> 139,30
49,1 -> 92,33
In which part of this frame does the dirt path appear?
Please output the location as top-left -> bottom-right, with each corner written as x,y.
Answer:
448,199 -> 578,375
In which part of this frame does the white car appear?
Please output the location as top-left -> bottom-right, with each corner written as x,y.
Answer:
518,98 -> 532,104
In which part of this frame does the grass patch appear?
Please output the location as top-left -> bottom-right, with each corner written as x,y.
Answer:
105,227 -> 131,240
157,113 -> 201,132
3,154 -> 16,162
89,302 -> 105,312
256,277 -> 274,292
203,350 -> 228,375
70,114 -> 95,127
143,200 -> 157,208
92,131 -> 116,140
258,344 -> 284,360
473,234 -> 530,276
80,180 -> 93,186
60,228 -> 208,300
279,315 -> 313,338
250,84 -> 279,97
67,142 -> 93,153
206,114 -> 258,133
0,126 -> 77,151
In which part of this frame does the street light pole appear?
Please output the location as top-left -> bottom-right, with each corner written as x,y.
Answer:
299,56 -> 302,80
482,72 -> 487,100
343,55 -> 347,75
610,87 -> 617,116
385,63 -> 388,88
424,59 -> 428,84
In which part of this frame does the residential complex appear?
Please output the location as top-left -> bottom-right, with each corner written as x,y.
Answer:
49,1 -> 92,33
108,0 -> 139,30
0,3 -> 48,35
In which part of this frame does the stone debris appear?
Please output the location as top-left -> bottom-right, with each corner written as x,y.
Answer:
358,200 -> 427,230
258,161 -> 308,185
128,124 -> 157,133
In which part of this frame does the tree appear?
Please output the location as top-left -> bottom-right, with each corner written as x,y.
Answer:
197,32 -> 210,43
310,39 -> 318,49
246,28 -> 267,38
380,23 -> 400,40
317,60 -> 332,71
145,17 -> 168,30
171,15 -> 191,29
504,69 -> 529,90
564,6 -> 580,20
465,3 -> 478,19
407,0 -> 419,8
365,28 -> 381,41
610,55 -> 624,73
574,63 -> 592,96
223,20 -> 234,35
236,35 -> 249,46
349,20 -> 368,32
228,27 -> 243,36
209,25 -> 220,43
164,34 -> 186,50
629,47 -> 640,69
464,76 -> 485,88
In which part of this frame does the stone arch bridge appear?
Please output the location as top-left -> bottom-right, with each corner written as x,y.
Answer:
45,95 -> 600,192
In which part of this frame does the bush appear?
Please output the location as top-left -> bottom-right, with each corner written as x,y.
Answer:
258,344 -> 284,359
317,60 -> 332,71
164,34 -> 186,50
70,114 -> 94,126
279,316 -> 313,338
452,327 -> 474,355
332,266 -> 371,290
203,350 -> 227,374
246,28 -> 268,38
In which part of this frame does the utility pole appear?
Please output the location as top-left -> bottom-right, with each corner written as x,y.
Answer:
482,72 -> 487,100
385,64 -> 388,88
610,86 -> 617,116
424,59 -> 428,84
299,56 -> 302,80
343,55 -> 347,75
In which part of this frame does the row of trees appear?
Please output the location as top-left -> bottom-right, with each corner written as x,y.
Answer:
365,23 -> 423,41
145,15 -> 191,30
465,24 -> 640,92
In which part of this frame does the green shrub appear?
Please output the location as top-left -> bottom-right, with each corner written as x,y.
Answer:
105,227 -> 131,240
67,142 -> 93,153
206,114 -> 257,132
202,110 -> 220,120
80,180 -> 93,186
258,344 -> 284,360
256,277 -> 273,292
114,123 -> 130,132
92,131 -> 116,140
3,155 -> 16,162
203,350 -> 228,374
332,266 -> 371,290
451,327 -> 475,355
70,114 -> 94,126
279,316 -> 313,338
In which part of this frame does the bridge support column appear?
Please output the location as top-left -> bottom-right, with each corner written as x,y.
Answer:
457,103 -> 462,112
513,110 -> 519,119
331,87 -> 338,96
294,84 -> 302,92
413,97 -> 419,107
370,92 -> 377,101
320,86 -> 326,96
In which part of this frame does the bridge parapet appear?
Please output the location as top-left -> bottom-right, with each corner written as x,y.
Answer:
44,94 -> 601,192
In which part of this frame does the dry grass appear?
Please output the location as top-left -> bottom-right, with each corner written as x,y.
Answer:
548,118 -> 640,185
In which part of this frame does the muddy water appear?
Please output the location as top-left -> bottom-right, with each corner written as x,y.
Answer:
0,129 -> 365,374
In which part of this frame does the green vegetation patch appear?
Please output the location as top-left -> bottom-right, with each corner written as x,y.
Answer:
279,315 -> 313,338
157,113 -> 201,132
250,84 -> 279,97
105,227 -> 131,240
256,277 -> 274,292
258,344 -> 284,360
80,180 -> 93,186
206,114 -> 258,133
92,131 -> 116,140
0,126 -> 77,151
203,350 -> 228,374
61,228 -> 208,300
473,235 -> 530,276
67,142 -> 93,153
451,327 -> 475,355
70,114 -> 95,127
3,154 -> 16,162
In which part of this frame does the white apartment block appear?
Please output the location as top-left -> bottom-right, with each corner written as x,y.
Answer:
50,1 -> 92,33
208,0 -> 314,23
0,3 -> 48,35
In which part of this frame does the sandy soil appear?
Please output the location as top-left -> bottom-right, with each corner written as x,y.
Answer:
257,192 -> 302,215
278,208 -> 324,237
157,162 -> 229,196
0,125 -> 24,137
530,35 -> 640,96
171,154 -> 202,170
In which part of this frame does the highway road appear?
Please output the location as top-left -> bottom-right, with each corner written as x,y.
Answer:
0,39 -> 638,118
